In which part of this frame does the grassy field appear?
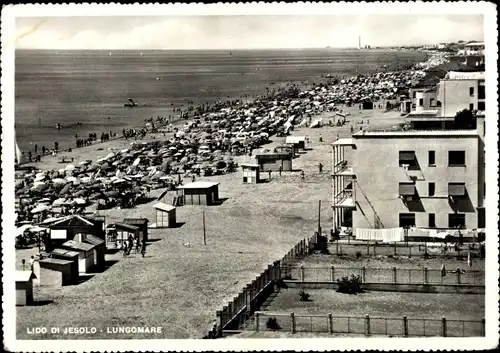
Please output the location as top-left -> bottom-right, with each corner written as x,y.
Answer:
236,288 -> 484,338
16,107 -> 405,339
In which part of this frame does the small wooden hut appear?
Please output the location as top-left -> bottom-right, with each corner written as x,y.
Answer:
154,203 -> 176,228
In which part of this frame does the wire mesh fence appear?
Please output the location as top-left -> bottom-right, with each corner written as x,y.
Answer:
327,242 -> 484,259
281,266 -> 485,285
247,312 -> 484,337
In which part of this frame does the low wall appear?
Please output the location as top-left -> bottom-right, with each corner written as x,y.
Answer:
283,281 -> 485,294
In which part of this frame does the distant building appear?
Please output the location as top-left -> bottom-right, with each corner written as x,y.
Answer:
462,42 -> 485,56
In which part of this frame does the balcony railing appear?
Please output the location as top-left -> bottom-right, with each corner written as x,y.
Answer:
334,189 -> 354,207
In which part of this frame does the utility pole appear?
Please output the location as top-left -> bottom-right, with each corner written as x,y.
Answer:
318,200 -> 322,236
203,210 -> 207,245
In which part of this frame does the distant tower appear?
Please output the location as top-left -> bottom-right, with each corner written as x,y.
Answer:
358,36 -> 361,49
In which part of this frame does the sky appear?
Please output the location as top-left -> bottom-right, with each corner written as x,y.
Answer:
15,15 -> 484,50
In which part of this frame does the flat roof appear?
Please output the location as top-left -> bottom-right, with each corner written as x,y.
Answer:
51,248 -> 80,258
332,138 -> 355,146
445,71 -> 485,80
123,218 -> 149,225
114,223 -> 139,232
240,163 -> 260,168
154,202 -> 176,212
16,271 -> 36,282
84,234 -> 105,246
62,240 -> 95,252
353,130 -> 479,138
177,181 -> 220,189
39,258 -> 73,266
406,110 -> 440,116
464,42 -> 484,46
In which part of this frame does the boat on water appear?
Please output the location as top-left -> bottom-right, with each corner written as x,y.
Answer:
124,98 -> 138,107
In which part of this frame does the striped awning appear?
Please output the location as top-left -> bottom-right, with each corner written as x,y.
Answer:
399,183 -> 416,196
399,151 -> 416,160
448,183 -> 466,196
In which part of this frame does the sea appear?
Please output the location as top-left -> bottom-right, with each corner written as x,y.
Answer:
15,49 -> 427,153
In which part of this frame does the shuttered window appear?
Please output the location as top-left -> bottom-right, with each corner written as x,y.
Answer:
448,183 -> 466,196
399,183 -> 416,195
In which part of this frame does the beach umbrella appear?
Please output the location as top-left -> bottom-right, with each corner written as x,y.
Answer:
52,198 -> 67,207
31,204 -> 51,214
59,183 -> 72,196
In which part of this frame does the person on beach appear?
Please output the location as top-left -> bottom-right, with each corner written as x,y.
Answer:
30,255 -> 35,272
279,165 -> 282,176
301,170 -> 305,181
268,170 -> 272,181
34,144 -> 38,153
141,242 -> 147,258
318,163 -> 323,173
133,238 -> 138,254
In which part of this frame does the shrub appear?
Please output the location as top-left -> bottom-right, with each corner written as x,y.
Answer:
336,275 -> 363,295
299,289 -> 311,301
266,317 -> 281,330
356,251 -> 362,259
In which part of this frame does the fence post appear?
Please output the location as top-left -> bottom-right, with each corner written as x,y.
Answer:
362,266 -> 366,282
409,245 -> 411,258
373,242 -> 377,256
394,242 -> 397,256
423,267 -> 428,284
365,315 -> 371,336
481,319 -> 485,336
215,310 -> 223,337
300,265 -> 305,282
328,313 -> 333,334
367,242 -> 370,255
456,268 -> 461,284
441,317 -> 447,337
267,265 -> 273,283
403,316 -> 408,337
222,306 -> 228,329
336,239 -> 339,255
291,312 -> 296,334
330,265 -> 335,282
393,266 -> 397,283
255,312 -> 260,332
246,286 -> 252,313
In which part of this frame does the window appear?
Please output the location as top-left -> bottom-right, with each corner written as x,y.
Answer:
448,183 -> 466,197
399,151 -> 418,170
418,98 -> 424,106
436,101 -> 442,107
412,103 -> 416,109
478,85 -> 485,99
448,151 -> 466,166
412,91 -> 416,99
430,98 -> 435,106
428,214 -> 436,228
478,101 -> 485,111
428,182 -> 435,196
469,87 -> 474,96
399,183 -> 416,199
469,103 -> 474,110
448,214 -> 466,228
399,213 -> 416,227
428,151 -> 435,166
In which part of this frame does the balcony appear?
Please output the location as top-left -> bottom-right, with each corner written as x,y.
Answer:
332,160 -> 355,176
333,189 -> 355,208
